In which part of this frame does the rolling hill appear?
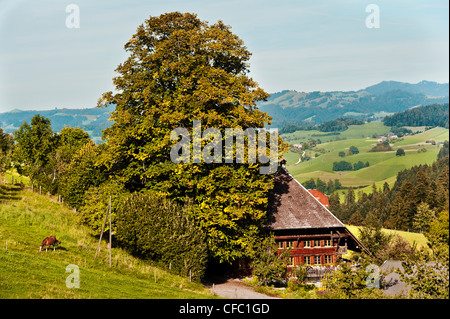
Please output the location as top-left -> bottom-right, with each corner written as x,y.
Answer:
258,81 -> 449,128
283,124 -> 449,193
0,183 -> 214,298
0,105 -> 115,143
1,81 -> 448,143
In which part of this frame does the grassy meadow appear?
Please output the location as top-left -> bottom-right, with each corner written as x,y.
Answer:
346,225 -> 429,251
282,124 -> 449,197
0,183 -> 214,299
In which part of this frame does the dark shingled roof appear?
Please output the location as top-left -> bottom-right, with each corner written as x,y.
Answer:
267,167 -> 345,230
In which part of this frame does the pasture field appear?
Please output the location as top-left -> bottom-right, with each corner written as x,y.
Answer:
283,125 -> 449,190
281,122 -> 390,144
0,184 -> 214,299
345,225 -> 429,251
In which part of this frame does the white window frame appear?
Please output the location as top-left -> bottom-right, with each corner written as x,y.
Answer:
314,256 -> 321,265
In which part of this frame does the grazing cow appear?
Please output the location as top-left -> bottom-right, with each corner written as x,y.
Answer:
39,236 -> 61,252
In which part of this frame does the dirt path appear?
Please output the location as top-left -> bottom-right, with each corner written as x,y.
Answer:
209,279 -> 280,299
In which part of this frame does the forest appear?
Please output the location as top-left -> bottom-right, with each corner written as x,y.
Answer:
332,160 -> 369,171
383,103 -> 449,129
317,118 -> 365,132
279,117 -> 364,134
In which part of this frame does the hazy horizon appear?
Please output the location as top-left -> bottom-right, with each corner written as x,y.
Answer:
0,79 -> 448,114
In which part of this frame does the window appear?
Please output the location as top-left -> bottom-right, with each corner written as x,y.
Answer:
324,255 -> 332,264
288,257 -> 294,266
304,240 -> 311,248
314,256 -> 321,265
277,241 -> 284,249
324,239 -> 332,247
314,240 -> 320,247
304,256 -> 311,265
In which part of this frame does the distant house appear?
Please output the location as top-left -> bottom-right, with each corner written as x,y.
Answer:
387,132 -> 398,139
293,143 -> 303,149
378,136 -> 388,143
265,160 -> 369,268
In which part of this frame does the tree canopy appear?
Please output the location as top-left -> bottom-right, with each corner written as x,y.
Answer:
13,115 -> 57,190
98,12 -> 287,263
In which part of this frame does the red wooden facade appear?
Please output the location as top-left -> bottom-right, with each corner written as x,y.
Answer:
274,228 -> 355,267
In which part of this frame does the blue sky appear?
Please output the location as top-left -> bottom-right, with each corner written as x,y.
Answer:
0,0 -> 448,112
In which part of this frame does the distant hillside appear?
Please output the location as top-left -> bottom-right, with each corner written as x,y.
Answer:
257,81 -> 449,128
1,81 -> 448,140
0,105 -> 115,143
383,103 -> 449,129
365,80 -> 449,96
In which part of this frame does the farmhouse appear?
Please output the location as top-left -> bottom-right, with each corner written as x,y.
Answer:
266,160 -> 369,268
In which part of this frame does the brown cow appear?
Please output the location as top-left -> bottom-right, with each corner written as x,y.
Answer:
39,236 -> 61,252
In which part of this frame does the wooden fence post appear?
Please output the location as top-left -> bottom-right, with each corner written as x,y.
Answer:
95,199 -> 111,261
109,196 -> 112,268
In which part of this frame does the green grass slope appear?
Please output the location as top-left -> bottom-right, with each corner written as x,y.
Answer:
346,225 -> 429,251
281,122 -> 390,144
284,125 -> 449,189
0,184 -> 214,299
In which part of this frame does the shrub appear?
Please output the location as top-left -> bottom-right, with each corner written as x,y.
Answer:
320,263 -> 385,299
353,160 -> 370,171
349,146 -> 359,155
115,192 -> 208,281
77,179 -> 128,235
370,141 -> 392,152
396,148 -> 405,156
333,161 -> 353,171
59,141 -> 106,209
249,235 -> 289,286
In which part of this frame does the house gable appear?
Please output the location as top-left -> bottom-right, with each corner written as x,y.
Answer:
266,166 -> 370,256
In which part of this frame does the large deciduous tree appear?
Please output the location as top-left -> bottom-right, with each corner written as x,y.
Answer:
98,12 -> 287,263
